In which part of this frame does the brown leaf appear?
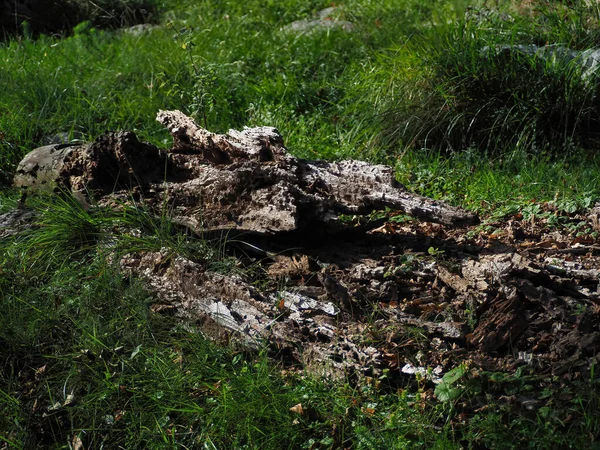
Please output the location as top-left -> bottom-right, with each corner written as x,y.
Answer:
362,407 -> 375,416
289,403 -> 304,415
371,222 -> 396,234
573,235 -> 594,246
71,434 -> 84,450
150,303 -> 175,314
34,364 -> 47,380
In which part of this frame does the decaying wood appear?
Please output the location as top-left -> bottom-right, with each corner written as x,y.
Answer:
14,110 -> 478,235
11,110 -> 600,383
117,222 -> 600,380
119,249 -> 381,379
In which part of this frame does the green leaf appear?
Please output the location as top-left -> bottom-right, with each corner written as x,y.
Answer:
442,365 -> 466,385
434,382 -> 462,402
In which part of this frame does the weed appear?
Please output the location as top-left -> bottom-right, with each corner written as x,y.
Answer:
427,246 -> 445,257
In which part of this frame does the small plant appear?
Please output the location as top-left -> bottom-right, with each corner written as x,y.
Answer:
434,364 -> 468,403
427,246 -> 445,256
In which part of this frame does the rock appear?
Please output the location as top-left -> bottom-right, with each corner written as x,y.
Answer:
41,131 -> 85,146
282,7 -> 354,35
123,23 -> 158,36
13,143 -> 84,193
0,207 -> 35,238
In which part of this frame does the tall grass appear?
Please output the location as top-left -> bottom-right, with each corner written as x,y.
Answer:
358,1 -> 600,157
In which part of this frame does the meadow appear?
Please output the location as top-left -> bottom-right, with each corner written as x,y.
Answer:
2,0 -> 600,448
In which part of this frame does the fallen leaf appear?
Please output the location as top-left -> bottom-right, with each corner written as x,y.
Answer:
371,222 -> 396,234
362,407 -> 375,416
34,364 -> 47,379
72,434 -> 84,450
289,403 -> 304,415
573,235 -> 594,246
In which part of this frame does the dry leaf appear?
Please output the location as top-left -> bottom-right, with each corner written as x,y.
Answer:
289,403 -> 304,415
34,364 -> 47,379
362,407 -> 375,416
71,434 -> 84,450
151,303 -> 175,313
371,222 -> 395,234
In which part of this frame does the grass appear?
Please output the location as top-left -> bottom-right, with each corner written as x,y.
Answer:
3,0 -> 600,448
354,1 -> 600,157
0,0 -> 472,182
395,147 -> 600,217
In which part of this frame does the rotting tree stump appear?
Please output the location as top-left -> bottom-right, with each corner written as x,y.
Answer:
10,110 -> 480,377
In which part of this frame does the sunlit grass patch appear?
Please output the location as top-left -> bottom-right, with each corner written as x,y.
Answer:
356,1 -> 600,158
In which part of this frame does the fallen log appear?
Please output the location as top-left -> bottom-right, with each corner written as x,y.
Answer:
10,111 -> 485,377
14,110 -> 478,234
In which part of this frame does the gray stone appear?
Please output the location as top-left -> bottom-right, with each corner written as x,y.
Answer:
282,7 -> 354,35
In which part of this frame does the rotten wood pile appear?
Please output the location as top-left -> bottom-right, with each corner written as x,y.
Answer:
12,110 -> 600,385
14,110 -> 478,234
118,221 -> 600,382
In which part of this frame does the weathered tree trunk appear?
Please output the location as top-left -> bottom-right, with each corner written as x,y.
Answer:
15,110 -> 478,234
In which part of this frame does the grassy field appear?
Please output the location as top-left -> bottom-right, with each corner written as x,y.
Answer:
3,0 -> 600,448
